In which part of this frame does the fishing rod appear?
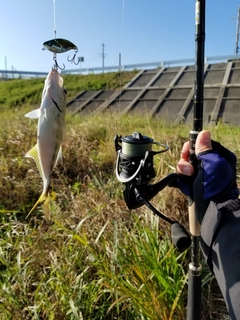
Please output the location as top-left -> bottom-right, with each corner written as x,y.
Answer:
187,0 -> 205,319
114,0 -> 206,318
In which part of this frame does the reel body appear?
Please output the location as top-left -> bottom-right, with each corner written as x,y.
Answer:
114,131 -> 191,252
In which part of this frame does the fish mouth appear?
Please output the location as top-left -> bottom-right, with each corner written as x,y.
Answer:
46,68 -> 63,88
50,68 -> 60,79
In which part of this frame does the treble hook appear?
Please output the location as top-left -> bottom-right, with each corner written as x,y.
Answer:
67,49 -> 80,65
53,53 -> 65,70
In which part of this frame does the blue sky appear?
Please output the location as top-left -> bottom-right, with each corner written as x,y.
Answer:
0,0 -> 240,72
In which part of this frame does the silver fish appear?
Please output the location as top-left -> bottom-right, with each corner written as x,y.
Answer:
25,68 -> 67,216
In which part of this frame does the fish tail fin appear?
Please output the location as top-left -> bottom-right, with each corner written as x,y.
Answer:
26,192 -> 48,218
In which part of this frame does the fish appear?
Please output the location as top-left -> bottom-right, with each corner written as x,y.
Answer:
42,38 -> 78,54
25,68 -> 67,217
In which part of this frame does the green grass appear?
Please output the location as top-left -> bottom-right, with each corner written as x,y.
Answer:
0,71 -> 137,110
1,74 -> 239,319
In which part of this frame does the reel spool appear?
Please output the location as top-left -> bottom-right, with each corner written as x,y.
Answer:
114,132 -> 169,184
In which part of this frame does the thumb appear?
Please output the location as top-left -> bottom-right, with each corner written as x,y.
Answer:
195,130 -> 212,154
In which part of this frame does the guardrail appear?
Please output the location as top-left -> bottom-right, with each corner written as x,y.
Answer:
0,69 -> 48,79
0,55 -> 239,79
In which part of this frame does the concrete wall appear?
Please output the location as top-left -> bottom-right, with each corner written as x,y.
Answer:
67,61 -> 240,126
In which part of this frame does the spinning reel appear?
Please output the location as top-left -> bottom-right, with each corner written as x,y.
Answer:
114,132 -> 191,252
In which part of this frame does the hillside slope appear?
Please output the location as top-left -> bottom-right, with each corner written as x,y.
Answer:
0,71 -> 137,109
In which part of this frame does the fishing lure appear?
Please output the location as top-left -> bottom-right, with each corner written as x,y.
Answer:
43,38 -> 80,69
43,38 -> 78,54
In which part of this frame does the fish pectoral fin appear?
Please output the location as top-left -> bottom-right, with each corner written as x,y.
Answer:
44,108 -> 48,120
25,144 -> 44,179
25,109 -> 41,119
54,146 -> 62,167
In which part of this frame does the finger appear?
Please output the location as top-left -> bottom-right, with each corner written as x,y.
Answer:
177,141 -> 194,176
177,159 -> 194,176
195,130 -> 212,154
180,141 -> 190,161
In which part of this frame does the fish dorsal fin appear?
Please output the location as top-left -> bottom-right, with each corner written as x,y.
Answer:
25,109 -> 41,119
25,144 -> 44,179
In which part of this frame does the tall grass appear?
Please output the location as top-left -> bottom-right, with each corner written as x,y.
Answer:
92,217 -> 188,320
1,98 -> 240,318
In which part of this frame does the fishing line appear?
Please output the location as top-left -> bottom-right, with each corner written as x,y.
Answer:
52,0 -> 57,67
119,0 -> 125,91
120,0 -> 125,74
53,0 -> 57,39
117,0 -> 125,126
43,0 -> 79,70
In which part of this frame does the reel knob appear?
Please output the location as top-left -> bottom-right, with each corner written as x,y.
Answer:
171,222 -> 191,252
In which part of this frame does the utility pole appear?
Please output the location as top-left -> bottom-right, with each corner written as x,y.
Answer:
5,56 -> 7,79
235,7 -> 240,55
119,52 -> 122,72
101,43 -> 107,73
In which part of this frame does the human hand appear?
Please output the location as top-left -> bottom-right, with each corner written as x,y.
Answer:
176,130 -> 239,223
177,130 -> 212,176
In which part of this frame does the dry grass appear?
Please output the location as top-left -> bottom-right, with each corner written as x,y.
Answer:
1,105 -> 239,319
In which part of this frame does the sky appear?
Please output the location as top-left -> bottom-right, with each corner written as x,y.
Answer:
0,0 -> 240,73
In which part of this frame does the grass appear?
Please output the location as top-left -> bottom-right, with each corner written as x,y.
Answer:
0,71 -> 137,110
1,73 -> 240,319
